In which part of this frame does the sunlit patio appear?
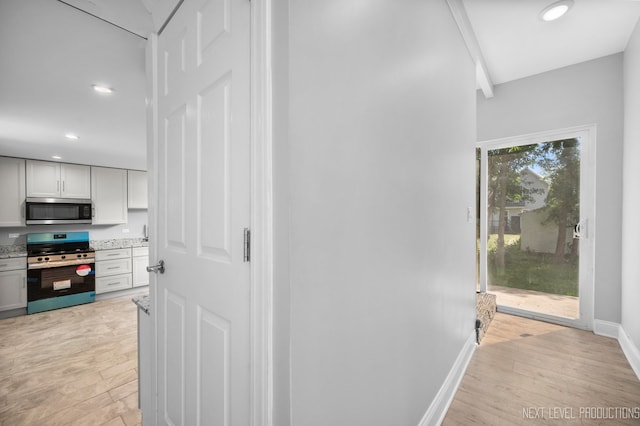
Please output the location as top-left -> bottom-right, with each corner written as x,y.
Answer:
489,285 -> 579,319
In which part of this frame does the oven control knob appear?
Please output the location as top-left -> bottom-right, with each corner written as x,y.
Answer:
83,254 -> 87,257
37,257 -> 43,261
77,254 -> 82,258
61,255 -> 66,259
44,257 -> 49,261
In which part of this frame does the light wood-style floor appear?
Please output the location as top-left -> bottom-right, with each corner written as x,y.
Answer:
3,298 -> 640,425
444,313 -> 640,425
0,294 -> 144,426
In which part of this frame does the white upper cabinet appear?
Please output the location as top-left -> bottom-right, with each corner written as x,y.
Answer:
128,170 -> 148,209
0,157 -> 26,227
60,163 -> 92,199
26,160 -> 90,199
91,166 -> 128,224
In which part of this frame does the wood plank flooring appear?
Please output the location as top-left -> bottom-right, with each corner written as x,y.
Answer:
0,294 -> 145,426
444,313 -> 640,425
3,297 -> 639,425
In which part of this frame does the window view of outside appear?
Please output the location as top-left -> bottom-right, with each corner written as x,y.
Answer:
486,138 -> 580,319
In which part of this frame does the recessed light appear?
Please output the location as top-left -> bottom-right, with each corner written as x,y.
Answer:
65,133 -> 79,140
540,0 -> 574,22
92,84 -> 114,94
52,155 -> 62,160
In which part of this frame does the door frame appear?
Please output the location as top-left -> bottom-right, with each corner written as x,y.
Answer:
477,124 -> 596,330
145,0 -> 274,424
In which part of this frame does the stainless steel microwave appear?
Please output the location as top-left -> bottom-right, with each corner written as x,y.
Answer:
25,198 -> 92,225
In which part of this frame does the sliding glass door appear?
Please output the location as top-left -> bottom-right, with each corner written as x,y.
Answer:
477,127 -> 594,329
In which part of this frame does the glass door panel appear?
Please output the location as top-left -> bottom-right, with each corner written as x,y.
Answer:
485,138 -> 581,320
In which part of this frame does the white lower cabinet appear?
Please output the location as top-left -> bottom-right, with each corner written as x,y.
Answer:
95,248 -> 132,294
0,258 -> 27,311
132,247 -> 149,288
96,274 -> 132,294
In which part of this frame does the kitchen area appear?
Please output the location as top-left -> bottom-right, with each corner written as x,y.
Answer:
0,157 -> 150,319
0,155 -> 153,424
0,0 -> 158,423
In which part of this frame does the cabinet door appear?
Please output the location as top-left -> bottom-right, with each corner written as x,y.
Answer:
91,167 -> 128,224
26,160 -> 60,197
61,164 -> 91,199
0,157 -> 26,227
0,269 -> 27,311
128,170 -> 148,209
132,255 -> 150,287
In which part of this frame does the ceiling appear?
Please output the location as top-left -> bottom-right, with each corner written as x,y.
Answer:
463,0 -> 640,87
0,0 -> 172,171
0,0 -> 638,171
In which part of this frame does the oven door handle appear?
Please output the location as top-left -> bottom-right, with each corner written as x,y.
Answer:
27,259 -> 95,269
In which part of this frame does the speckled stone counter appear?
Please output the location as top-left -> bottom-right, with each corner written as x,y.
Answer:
91,238 -> 149,251
0,245 -> 27,259
476,292 -> 497,342
132,294 -> 150,314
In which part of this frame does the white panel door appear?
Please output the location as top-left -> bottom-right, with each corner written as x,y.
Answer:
155,0 -> 251,424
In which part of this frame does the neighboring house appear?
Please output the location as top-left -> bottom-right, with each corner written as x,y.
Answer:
488,167 -> 572,253
489,167 -> 548,234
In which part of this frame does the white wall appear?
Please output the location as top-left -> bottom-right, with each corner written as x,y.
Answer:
477,54 -> 624,323
622,21 -> 640,356
282,1 -> 477,424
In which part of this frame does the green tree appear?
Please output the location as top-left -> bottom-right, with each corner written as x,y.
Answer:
487,144 -> 537,272
536,138 -> 580,263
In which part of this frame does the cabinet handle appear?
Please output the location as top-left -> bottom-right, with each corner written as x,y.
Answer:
107,281 -> 120,286
62,181 -> 65,192
23,277 -> 26,288
57,180 -> 60,193
107,266 -> 120,270
92,208 -> 95,217
0,263 -> 7,268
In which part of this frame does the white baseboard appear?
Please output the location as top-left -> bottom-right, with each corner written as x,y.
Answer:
593,319 -> 620,339
418,332 -> 476,426
619,327 -> 640,381
593,319 -> 640,381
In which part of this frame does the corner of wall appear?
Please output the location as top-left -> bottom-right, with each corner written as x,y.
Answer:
418,331 -> 477,426
593,320 -> 640,381
593,319 -> 620,339
619,325 -> 640,381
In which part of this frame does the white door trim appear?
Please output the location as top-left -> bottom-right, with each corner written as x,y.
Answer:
477,124 -> 596,330
145,0 -> 274,424
250,0 -> 274,425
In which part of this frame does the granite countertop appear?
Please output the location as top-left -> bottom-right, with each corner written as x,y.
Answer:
132,294 -> 150,315
0,245 -> 27,259
91,238 -> 149,251
0,238 -> 149,259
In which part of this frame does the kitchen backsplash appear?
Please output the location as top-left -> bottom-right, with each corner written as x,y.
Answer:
0,210 -> 148,247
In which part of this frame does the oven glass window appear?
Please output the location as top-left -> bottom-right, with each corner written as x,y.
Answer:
27,264 -> 95,301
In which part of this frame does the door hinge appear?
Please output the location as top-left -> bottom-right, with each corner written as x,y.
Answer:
243,228 -> 251,262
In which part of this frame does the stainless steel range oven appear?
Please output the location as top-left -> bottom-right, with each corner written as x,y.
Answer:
26,232 -> 95,314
